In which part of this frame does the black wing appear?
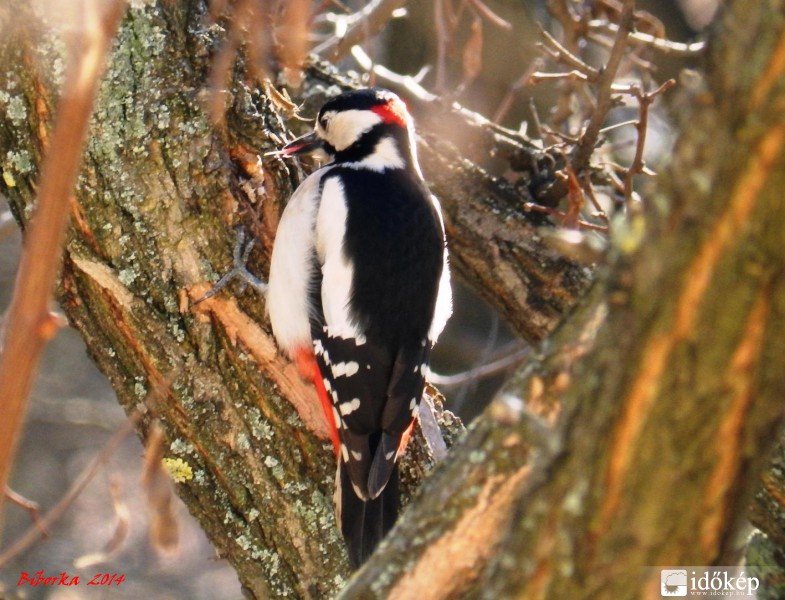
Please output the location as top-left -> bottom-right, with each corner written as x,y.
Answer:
312,326 -> 429,499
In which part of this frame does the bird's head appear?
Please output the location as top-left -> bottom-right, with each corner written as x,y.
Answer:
280,88 -> 418,171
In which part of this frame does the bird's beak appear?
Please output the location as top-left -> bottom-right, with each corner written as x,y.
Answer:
280,131 -> 323,156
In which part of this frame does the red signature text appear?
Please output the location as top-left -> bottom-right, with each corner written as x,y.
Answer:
17,571 -> 125,586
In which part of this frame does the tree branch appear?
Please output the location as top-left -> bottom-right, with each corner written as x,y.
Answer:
314,0 -> 406,62
570,0 -> 636,172
0,0 -> 125,531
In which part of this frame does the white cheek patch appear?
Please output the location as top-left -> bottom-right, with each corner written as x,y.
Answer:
327,109 -> 383,151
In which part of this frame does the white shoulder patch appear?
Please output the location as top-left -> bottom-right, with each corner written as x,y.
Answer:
316,176 -> 365,341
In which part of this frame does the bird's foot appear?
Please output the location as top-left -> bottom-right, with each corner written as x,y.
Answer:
195,227 -> 267,304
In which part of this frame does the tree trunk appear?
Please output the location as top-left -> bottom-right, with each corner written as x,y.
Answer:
1,0 -> 784,598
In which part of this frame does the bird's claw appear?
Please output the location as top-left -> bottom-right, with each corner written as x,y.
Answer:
194,228 -> 268,305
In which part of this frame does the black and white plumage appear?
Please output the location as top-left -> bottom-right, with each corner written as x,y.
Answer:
267,88 -> 451,566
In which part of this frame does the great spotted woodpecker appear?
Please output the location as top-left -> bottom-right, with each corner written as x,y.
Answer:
270,88 -> 452,565
208,88 -> 451,566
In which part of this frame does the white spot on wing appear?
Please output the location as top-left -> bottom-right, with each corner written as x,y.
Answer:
341,443 -> 350,462
340,398 -> 361,416
331,361 -> 360,378
385,450 -> 395,460
351,450 -> 363,461
351,481 -> 365,499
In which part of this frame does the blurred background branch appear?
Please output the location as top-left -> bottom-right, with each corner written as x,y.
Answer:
0,0 -> 126,533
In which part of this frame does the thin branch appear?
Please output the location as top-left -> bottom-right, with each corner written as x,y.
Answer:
582,171 -> 611,228
434,0 -> 452,92
4,487 -> 48,537
429,343 -> 530,387
523,203 -> 610,232
571,0 -> 636,173
529,69 -> 591,84
538,25 -> 600,80
599,118 -> 639,134
466,0 -> 512,31
314,0 -> 407,62
492,58 -> 543,123
588,19 -> 707,56
350,46 -> 438,102
623,78 -> 676,204
0,0 -> 126,529
0,411 -> 140,568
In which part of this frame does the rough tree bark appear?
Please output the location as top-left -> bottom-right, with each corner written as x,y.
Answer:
1,1 -> 784,599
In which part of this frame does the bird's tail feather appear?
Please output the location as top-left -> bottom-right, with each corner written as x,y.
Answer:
337,460 -> 399,568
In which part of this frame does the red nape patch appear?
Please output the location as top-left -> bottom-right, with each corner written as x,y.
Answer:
371,98 -> 409,128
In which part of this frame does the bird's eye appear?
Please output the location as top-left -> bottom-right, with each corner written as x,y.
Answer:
319,116 -> 329,130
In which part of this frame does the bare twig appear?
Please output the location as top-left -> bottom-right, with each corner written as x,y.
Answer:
492,58 -> 543,123
582,171 -> 611,227
0,411 -> 140,568
351,46 -> 438,102
434,0 -> 454,92
523,202 -> 609,232
529,69 -> 591,85
571,0 -> 636,172
429,342 -> 530,387
561,167 -> 585,229
314,0 -> 407,62
622,78 -> 676,204
466,0 -> 512,31
588,20 -> 707,56
545,0 -> 587,128
0,0 -> 126,530
73,478 -> 131,568
142,422 -> 179,553
4,487 -> 48,537
460,16 -> 484,89
538,25 -> 600,80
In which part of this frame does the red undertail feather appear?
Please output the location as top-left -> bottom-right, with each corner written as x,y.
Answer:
295,346 -> 340,459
